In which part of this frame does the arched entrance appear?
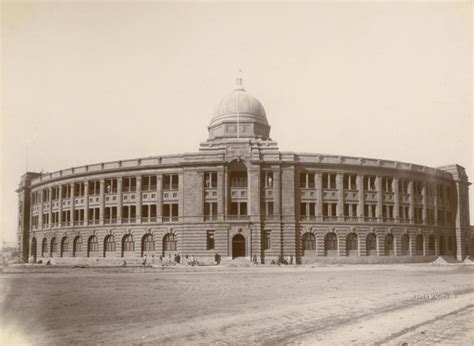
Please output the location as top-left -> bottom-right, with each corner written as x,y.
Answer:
232,234 -> 246,258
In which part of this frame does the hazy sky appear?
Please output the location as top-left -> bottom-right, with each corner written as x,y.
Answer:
2,1 -> 472,243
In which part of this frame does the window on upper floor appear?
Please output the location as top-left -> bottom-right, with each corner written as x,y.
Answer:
104,179 -> 118,194
382,178 -> 393,193
61,185 -> 72,199
343,174 -> 357,190
300,202 -> 315,218
265,201 -> 274,216
264,172 -> 273,188
162,203 -> 179,221
52,187 -> 60,200
204,172 -> 218,188
163,174 -> 179,190
142,175 -> 157,191
74,182 -> 85,197
229,202 -> 247,216
322,173 -> 337,189
364,204 -> 377,219
88,180 -> 100,195
413,181 -> 423,195
399,179 -> 409,194
42,189 -> 50,202
323,203 -> 337,217
364,176 -> 376,191
343,203 -> 357,218
382,205 -> 394,219
204,202 -> 217,220
122,177 -> 136,192
300,172 -> 315,189
230,172 -> 247,188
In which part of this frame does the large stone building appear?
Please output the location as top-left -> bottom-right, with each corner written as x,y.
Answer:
16,78 -> 472,264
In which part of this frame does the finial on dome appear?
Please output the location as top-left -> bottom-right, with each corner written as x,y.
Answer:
236,68 -> 244,90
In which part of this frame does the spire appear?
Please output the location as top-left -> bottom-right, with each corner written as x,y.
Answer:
235,68 -> 244,90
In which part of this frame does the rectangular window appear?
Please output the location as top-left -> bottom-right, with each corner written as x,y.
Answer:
364,204 -> 377,219
264,171 -> 273,188
104,179 -> 118,194
266,201 -> 274,216
74,182 -> 85,197
344,203 -> 357,218
42,213 -> 49,226
383,205 -> 394,219
204,172 -> 218,188
122,177 -> 137,192
300,173 -> 315,188
364,176 -> 376,191
399,179 -> 408,194
163,203 -> 178,222
437,184 -> 445,199
207,231 -> 215,250
52,187 -> 60,200
322,173 -> 336,189
263,230 -> 271,250
142,175 -> 157,191
163,174 -> 179,190
204,202 -> 217,220
343,174 -> 357,190
42,189 -> 50,202
413,181 -> 423,195
88,180 -> 100,195
61,185 -> 72,198
382,178 -> 393,192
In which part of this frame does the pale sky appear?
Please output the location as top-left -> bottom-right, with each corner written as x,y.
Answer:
1,1 -> 472,243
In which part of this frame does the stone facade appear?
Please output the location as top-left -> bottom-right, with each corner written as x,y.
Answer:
16,80 -> 472,263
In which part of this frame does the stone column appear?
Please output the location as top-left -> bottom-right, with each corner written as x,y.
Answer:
393,178 -> 400,223
337,173 -> 344,222
376,176 -> 383,222
315,172 -> 323,221
394,233 -> 401,256
117,177 -> 122,224
358,233 -> 366,256
434,184 -> 439,226
273,166 -> 281,218
408,181 -> 414,224
38,190 -> 43,229
47,187 -> 52,230
99,179 -> 105,225
58,185 -> 63,226
157,174 -> 162,221
84,181 -> 89,226
136,176 -> 142,223
376,232 -> 385,256
434,236 -> 440,257
357,174 -> 364,222
70,183 -> 75,227
409,233 -> 417,256
422,182 -> 427,225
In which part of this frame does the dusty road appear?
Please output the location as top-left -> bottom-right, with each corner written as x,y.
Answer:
1,264 -> 473,345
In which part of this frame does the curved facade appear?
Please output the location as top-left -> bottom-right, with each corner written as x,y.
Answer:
16,80 -> 472,263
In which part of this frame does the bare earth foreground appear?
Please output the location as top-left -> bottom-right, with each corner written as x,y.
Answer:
1,264 -> 473,345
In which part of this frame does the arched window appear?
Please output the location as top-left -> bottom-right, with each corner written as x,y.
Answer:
104,235 -> 115,253
163,233 -> 177,251
325,232 -> 337,252
122,235 -> 134,252
428,235 -> 435,251
50,237 -> 57,257
401,234 -> 409,254
142,234 -> 154,252
366,233 -> 376,253
73,236 -> 82,257
385,234 -> 394,255
302,233 -> 316,251
42,238 -> 48,257
88,236 -> 98,256
346,233 -> 358,251
61,237 -> 68,257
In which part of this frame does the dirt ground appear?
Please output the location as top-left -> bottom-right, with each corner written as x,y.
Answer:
1,263 -> 473,345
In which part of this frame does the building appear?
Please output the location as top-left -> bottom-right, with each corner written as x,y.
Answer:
16,78 -> 472,264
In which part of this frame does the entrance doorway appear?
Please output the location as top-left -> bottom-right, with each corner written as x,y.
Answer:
232,234 -> 246,258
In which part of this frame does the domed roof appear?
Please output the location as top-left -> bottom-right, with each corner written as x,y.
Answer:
207,77 -> 271,140
211,87 -> 267,123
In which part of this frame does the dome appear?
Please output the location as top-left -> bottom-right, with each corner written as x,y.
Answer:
208,80 -> 271,140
